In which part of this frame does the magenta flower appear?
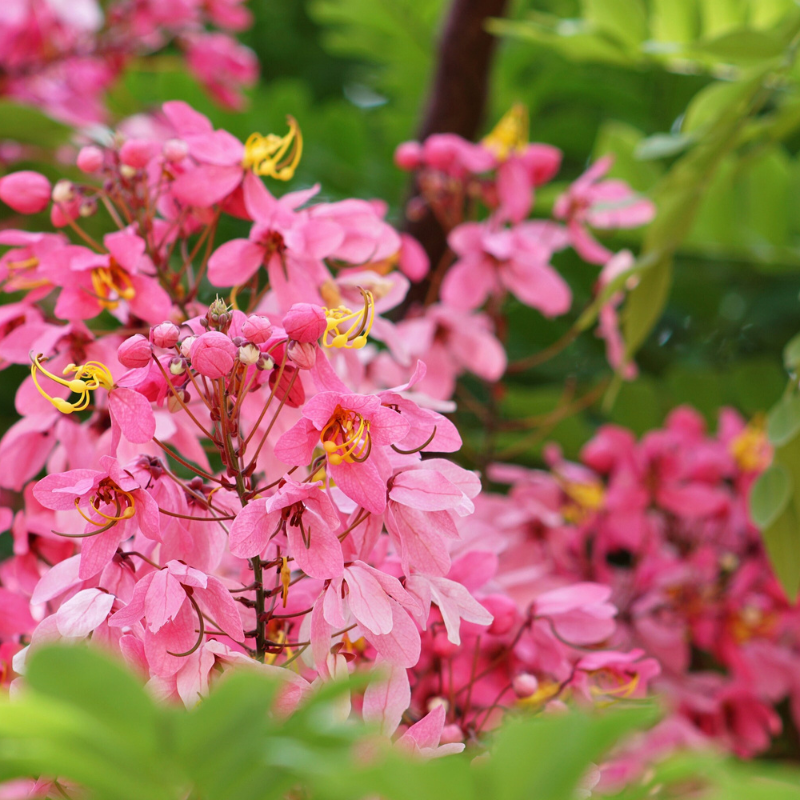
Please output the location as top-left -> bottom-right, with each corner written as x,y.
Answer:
274,391 -> 410,514
534,583 -> 617,645
0,171 -> 51,215
42,230 -> 172,324
229,478 -> 344,579
554,155 -> 656,265
441,220 -> 571,316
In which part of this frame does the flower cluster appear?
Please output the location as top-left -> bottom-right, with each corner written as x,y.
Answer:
0,101 -> 666,757
473,408 -> 795,785
0,0 -> 257,127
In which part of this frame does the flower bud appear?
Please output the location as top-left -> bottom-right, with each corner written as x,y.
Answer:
117,334 -> 152,368
179,336 -> 197,358
77,146 -> 104,173
208,297 -> 228,320
238,342 -> 260,366
257,355 -> 275,371
0,171 -> 51,214
242,314 -> 273,344
167,388 -> 190,413
79,199 -> 97,218
427,697 -> 448,714
51,180 -> 74,205
287,340 -> 316,370
440,725 -> 464,745
150,321 -> 181,349
512,673 -> 539,699
120,139 -> 158,169
394,141 -> 422,171
190,331 -> 237,379
282,303 -> 326,343
169,357 -> 186,376
119,164 -> 137,180
163,139 -> 188,162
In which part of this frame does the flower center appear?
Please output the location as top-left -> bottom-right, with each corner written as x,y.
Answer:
90,261 -> 135,310
561,480 -> 605,524
320,405 -> 372,466
31,354 -> 114,414
482,103 -> 529,161
323,288 -> 374,350
242,116 -> 303,181
75,478 -> 136,527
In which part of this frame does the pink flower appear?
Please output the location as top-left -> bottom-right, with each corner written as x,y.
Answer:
77,146 -> 104,173
554,156 -> 655,265
241,314 -> 273,344
274,391 -> 410,514
150,321 -> 181,349
441,220 -> 571,316
229,478 -> 343,579
183,33 -> 258,110
534,583 -> 617,646
0,171 -> 51,214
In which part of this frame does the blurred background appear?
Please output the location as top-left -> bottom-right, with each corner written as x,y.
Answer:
2,0 -> 799,461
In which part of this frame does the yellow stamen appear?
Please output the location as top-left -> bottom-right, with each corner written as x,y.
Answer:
482,103 -> 529,161
561,479 -> 605,524
730,415 -> 770,473
280,557 -> 291,608
320,406 -> 372,466
516,679 -> 561,708
74,490 -> 136,527
90,263 -> 136,311
589,671 -> 640,702
242,117 -> 303,181
31,354 -> 114,415
322,289 -> 374,350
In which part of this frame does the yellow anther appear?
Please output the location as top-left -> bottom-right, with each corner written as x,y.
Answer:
242,116 -> 303,181
589,671 -> 640,702
31,354 -> 114,415
320,406 -> 371,465
561,479 -> 605,524
74,488 -> 136,528
6,256 -> 39,271
482,103 -> 529,161
280,557 -> 291,608
516,679 -> 561,708
322,289 -> 374,350
90,264 -> 136,310
730,415 -> 770,473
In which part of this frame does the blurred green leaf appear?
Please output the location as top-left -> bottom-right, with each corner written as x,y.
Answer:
767,392 -> 800,445
750,464 -> 792,528
581,0 -> 647,50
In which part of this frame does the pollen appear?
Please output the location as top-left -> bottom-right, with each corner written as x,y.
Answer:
31,354 -> 114,414
320,405 -> 372,466
482,103 -> 529,162
730,416 -> 770,473
91,261 -> 136,310
322,288 -> 374,350
242,116 -> 303,181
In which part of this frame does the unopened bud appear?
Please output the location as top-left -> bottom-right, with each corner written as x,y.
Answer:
180,336 -> 197,358
79,199 -> 97,218
119,164 -> 137,180
169,357 -> 186,376
257,355 -> 275,371
427,697 -> 449,714
287,340 -> 316,370
238,343 -> 260,366
167,389 -> 189,413
77,146 -> 104,173
150,321 -> 180,349
163,139 -> 188,162
51,179 -> 74,204
512,673 -> 539,699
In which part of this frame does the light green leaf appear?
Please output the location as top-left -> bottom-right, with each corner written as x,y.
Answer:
623,254 -> 672,359
767,393 -> 800,446
784,332 -> 800,370
0,102 -> 72,148
581,0 -> 647,49
635,133 -> 696,160
650,0 -> 700,43
750,464 -> 793,529
691,30 -> 785,64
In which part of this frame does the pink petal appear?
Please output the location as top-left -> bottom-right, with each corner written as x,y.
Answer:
207,238 -> 264,286
145,568 -> 187,632
56,589 -> 115,638
330,459 -> 387,515
287,520 -> 344,580
31,555 -> 82,605
196,576 -> 244,641
362,659 -> 411,736
109,388 -> 156,444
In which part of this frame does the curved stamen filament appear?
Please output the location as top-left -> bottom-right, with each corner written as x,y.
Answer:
320,408 -> 371,465
243,117 -> 303,181
91,265 -> 136,310
322,289 -> 374,350
74,489 -> 136,528
31,354 -> 114,415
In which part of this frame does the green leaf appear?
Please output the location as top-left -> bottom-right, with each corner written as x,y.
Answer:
766,393 -> 800,445
623,254 -> 672,359
650,0 -> 700,43
750,464 -> 793,529
26,645 -> 163,757
581,0 -> 648,49
635,133 -> 696,160
0,102 -> 71,149
691,30 -> 785,64
699,0 -> 748,38
783,332 -> 800,370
